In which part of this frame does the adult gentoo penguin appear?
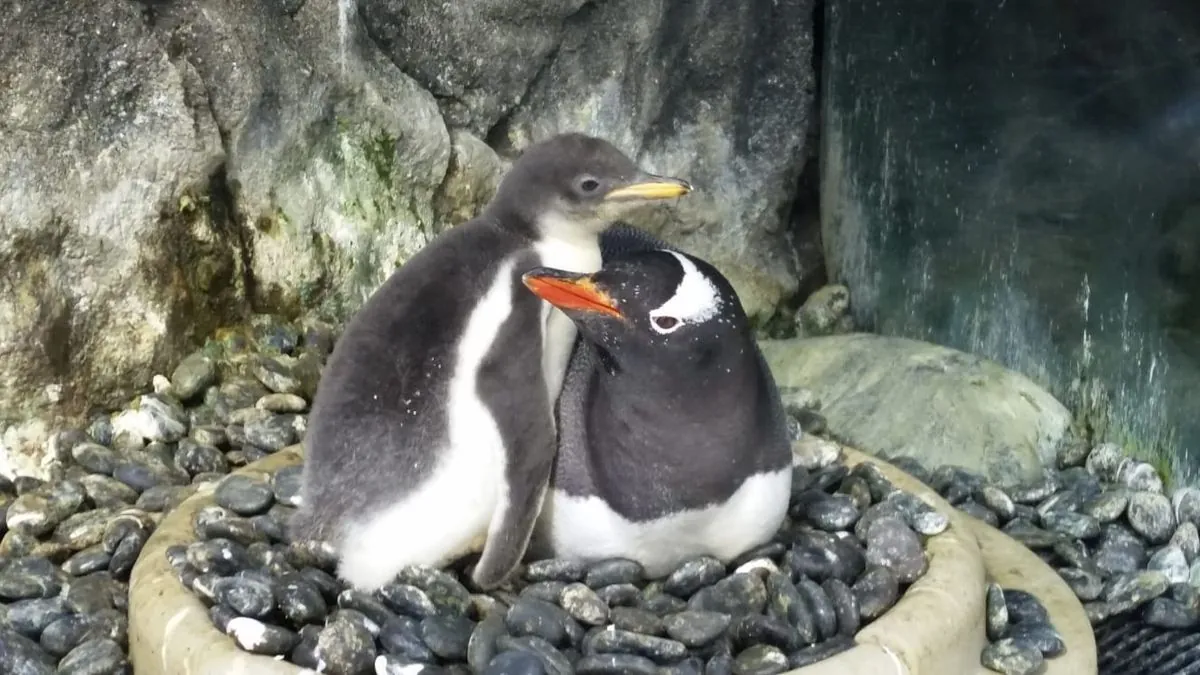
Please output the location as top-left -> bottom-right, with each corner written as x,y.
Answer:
521,228 -> 794,576
291,135 -> 692,591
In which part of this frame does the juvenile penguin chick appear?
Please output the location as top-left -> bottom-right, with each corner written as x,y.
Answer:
292,134 -> 692,591
522,239 -> 794,576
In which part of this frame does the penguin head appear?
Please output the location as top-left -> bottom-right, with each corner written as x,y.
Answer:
522,249 -> 748,368
491,133 -> 692,235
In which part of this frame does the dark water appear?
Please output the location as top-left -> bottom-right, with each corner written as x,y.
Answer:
821,0 -> 1200,484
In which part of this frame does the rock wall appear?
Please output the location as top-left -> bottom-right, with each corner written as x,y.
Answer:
0,0 -> 817,456
820,0 -> 1200,484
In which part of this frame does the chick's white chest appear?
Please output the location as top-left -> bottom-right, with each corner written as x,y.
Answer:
532,234 -> 602,408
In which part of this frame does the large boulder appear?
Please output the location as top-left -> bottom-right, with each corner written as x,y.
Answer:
760,333 -> 1075,485
0,0 -> 817,474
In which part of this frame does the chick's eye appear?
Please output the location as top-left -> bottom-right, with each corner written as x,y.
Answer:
653,316 -> 679,331
579,178 -> 600,192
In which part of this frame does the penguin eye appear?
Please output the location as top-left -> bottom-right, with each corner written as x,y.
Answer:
652,315 -> 680,332
579,178 -> 601,193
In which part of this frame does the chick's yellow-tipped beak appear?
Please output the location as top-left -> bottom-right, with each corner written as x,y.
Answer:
521,271 -> 624,318
602,175 -> 693,201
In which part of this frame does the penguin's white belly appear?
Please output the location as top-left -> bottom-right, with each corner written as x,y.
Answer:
337,260 -> 517,592
540,306 -> 577,412
542,468 -> 793,577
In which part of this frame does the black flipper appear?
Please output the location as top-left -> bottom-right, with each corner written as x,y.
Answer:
470,260 -> 561,589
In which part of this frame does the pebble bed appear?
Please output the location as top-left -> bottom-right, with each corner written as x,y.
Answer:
169,443 -> 946,674
880,443 -> 1200,675
0,312 -> 1197,675
0,317 -> 328,675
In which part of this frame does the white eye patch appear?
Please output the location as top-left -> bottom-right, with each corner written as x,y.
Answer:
648,251 -> 723,334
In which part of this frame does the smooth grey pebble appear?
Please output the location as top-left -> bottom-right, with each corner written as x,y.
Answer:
980,637 -> 1044,675
56,637 -> 127,674
662,610 -> 730,648
484,649 -> 550,675
585,559 -> 645,588
731,643 -> 789,675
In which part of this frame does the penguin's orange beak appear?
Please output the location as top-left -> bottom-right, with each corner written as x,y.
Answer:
521,269 -> 624,319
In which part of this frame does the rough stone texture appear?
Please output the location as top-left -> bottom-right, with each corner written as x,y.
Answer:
156,0 -> 453,314
0,0 -> 818,476
0,1 -> 226,474
477,0 -> 818,321
795,284 -> 855,338
760,333 -> 1074,485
